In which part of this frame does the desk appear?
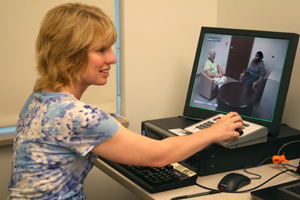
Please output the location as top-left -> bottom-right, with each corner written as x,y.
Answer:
95,158 -> 299,200
217,82 -> 256,116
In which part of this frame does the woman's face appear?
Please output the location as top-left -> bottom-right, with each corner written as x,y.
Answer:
211,51 -> 216,60
255,53 -> 260,60
80,38 -> 117,88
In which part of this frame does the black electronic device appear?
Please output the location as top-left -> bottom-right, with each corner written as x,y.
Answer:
142,117 -> 300,176
217,173 -> 251,192
251,179 -> 300,200
184,26 -> 299,136
100,157 -> 198,193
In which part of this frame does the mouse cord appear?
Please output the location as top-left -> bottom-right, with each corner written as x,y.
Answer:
276,140 -> 300,175
195,169 -> 296,193
277,140 -> 300,156
243,156 -> 299,180
235,169 -> 296,193
243,157 -> 272,180
280,162 -> 300,178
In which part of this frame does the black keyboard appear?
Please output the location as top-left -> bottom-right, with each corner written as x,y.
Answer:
100,157 -> 198,193
286,183 -> 300,195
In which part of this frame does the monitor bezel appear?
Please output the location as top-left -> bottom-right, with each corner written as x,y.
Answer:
183,26 -> 299,136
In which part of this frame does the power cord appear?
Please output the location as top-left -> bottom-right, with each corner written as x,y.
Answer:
277,140 -> 300,156
243,157 -> 272,180
275,140 -> 300,176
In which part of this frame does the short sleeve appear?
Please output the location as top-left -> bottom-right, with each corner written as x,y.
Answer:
204,60 -> 218,75
204,60 -> 211,72
66,104 -> 120,157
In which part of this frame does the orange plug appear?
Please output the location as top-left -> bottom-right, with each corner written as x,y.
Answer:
272,155 -> 289,164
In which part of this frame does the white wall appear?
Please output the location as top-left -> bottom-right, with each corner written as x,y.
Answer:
121,0 -> 218,133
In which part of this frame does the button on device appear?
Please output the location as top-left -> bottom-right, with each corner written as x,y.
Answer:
235,129 -> 244,136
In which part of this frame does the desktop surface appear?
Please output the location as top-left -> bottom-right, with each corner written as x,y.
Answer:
95,158 -> 300,200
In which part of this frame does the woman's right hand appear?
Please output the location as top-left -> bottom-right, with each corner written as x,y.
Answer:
208,112 -> 243,142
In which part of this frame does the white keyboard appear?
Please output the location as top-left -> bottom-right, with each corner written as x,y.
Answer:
184,114 -> 269,149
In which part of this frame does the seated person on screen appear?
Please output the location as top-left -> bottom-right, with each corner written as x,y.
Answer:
7,3 -> 243,199
204,48 -> 227,87
240,51 -> 265,88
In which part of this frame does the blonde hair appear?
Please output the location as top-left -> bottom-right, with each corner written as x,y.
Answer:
33,3 -> 117,92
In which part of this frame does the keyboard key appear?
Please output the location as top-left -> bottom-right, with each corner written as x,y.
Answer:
100,157 -> 198,193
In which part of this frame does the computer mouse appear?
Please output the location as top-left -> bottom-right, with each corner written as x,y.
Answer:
217,173 -> 251,191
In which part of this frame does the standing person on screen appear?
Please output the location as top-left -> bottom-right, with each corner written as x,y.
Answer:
7,3 -> 243,199
204,48 -> 227,87
240,51 -> 266,88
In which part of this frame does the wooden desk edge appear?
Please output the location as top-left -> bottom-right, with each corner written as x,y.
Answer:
0,115 -> 129,147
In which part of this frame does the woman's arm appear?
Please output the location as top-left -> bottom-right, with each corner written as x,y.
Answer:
258,62 -> 265,82
206,69 -> 220,78
91,112 -> 242,167
217,64 -> 225,76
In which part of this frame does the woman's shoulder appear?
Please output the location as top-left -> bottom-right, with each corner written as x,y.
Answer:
34,91 -> 103,114
33,91 -> 112,121
205,59 -> 212,64
257,60 -> 265,68
204,59 -> 213,68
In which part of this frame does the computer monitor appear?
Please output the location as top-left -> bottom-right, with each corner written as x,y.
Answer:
183,27 -> 299,136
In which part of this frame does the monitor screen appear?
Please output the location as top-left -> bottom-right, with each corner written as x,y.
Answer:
183,27 -> 299,136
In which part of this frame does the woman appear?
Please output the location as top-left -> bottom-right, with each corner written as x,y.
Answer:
7,3 -> 243,199
204,48 -> 226,87
240,51 -> 266,88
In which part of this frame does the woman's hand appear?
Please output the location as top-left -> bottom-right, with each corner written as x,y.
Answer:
208,112 -> 243,142
254,81 -> 259,88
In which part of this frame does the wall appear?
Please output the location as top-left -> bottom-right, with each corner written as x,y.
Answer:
217,0 -> 300,131
121,0 -> 218,133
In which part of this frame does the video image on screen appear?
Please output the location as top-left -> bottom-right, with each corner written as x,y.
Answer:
189,33 -> 289,122
184,27 -> 299,136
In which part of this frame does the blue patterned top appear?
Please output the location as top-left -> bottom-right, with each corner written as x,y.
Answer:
8,92 -> 120,199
